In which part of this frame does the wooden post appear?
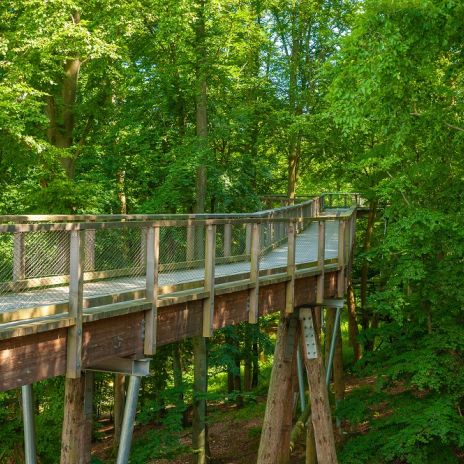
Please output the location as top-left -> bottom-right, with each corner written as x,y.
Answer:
245,223 -> 252,255
316,221 -> 325,305
257,312 -> 298,464
203,224 -> 216,337
299,307 -> 338,464
223,223 -> 232,257
285,220 -> 296,314
144,225 -> 159,355
337,220 -> 346,298
187,220 -> 195,262
61,371 -> 93,464
249,222 -> 260,324
67,230 -> 85,379
13,221 -> 26,281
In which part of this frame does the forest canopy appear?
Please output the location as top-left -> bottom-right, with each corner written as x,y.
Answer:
1,0 -> 464,463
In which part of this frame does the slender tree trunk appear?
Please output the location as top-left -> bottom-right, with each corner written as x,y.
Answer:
117,170 -> 127,214
113,374 -> 125,452
192,336 -> 210,464
347,282 -> 361,360
361,201 -> 377,352
244,324 -> 252,392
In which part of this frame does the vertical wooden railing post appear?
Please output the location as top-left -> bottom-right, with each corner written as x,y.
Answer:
203,223 -> 216,337
245,223 -> 252,255
249,222 -> 261,324
67,229 -> 85,379
337,220 -> 346,298
224,223 -> 232,258
187,219 -> 195,262
144,225 -> 159,355
316,221 -> 325,305
13,220 -> 26,281
85,220 -> 96,272
285,220 -> 296,315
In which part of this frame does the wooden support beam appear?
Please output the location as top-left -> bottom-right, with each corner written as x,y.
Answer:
337,220 -> 346,298
249,223 -> 260,324
285,221 -> 296,315
60,371 -> 93,464
316,221 -> 325,305
257,311 -> 298,464
223,223 -> 232,257
299,307 -> 338,464
66,230 -> 85,379
202,224 -> 216,337
144,225 -> 159,355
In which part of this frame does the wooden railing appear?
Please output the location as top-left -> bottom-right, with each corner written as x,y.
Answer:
0,194 -> 360,354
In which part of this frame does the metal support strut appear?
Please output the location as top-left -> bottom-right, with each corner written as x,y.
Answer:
325,305 -> 343,386
21,384 -> 37,464
116,374 -> 142,464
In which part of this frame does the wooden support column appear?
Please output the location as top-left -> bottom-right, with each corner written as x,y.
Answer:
223,223 -> 232,257
299,307 -> 338,464
203,224 -> 216,337
257,312 -> 298,464
316,221 -> 325,305
285,220 -> 296,315
61,371 -> 93,464
113,374 -> 126,452
337,220 -> 346,298
62,229 -> 89,464
249,222 -> 260,324
144,225 -> 159,355
67,229 -> 85,379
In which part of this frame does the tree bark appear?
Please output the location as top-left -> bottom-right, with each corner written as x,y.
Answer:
113,374 -> 125,453
192,336 -> 210,464
347,282 -> 361,361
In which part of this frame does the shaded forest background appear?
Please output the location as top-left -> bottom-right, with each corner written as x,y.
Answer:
1,0 -> 464,463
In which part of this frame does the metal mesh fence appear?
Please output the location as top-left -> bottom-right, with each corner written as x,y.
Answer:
214,223 -> 250,280
83,225 -> 146,299
159,226 -> 204,286
0,230 -> 71,313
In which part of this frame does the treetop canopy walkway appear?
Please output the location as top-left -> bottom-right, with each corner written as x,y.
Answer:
0,192 -> 360,464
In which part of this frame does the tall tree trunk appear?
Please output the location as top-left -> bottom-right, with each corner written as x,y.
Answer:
360,201 -> 377,352
192,337 -> 210,464
192,1 -> 210,461
46,11 -> 81,180
113,374 -> 125,453
117,170 -> 127,214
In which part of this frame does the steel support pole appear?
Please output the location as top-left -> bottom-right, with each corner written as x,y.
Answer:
296,347 -> 306,412
116,374 -> 142,464
21,384 -> 37,464
325,307 -> 342,386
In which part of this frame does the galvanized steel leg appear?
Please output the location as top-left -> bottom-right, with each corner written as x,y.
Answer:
21,384 -> 37,464
296,347 -> 306,412
325,307 -> 342,386
116,375 -> 142,464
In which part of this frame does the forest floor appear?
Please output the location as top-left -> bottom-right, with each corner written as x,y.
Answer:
92,394 -> 308,463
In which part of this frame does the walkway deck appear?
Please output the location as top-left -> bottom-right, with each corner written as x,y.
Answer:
0,221 -> 339,314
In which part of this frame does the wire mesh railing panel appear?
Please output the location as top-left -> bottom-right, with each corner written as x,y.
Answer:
214,223 -> 250,280
83,226 -> 146,299
0,230 -> 71,313
0,233 -> 13,284
159,226 -> 204,286
25,230 -> 70,278
259,220 -> 289,272
325,220 -> 339,260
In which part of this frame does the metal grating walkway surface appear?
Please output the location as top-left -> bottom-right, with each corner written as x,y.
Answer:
0,221 -> 339,314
